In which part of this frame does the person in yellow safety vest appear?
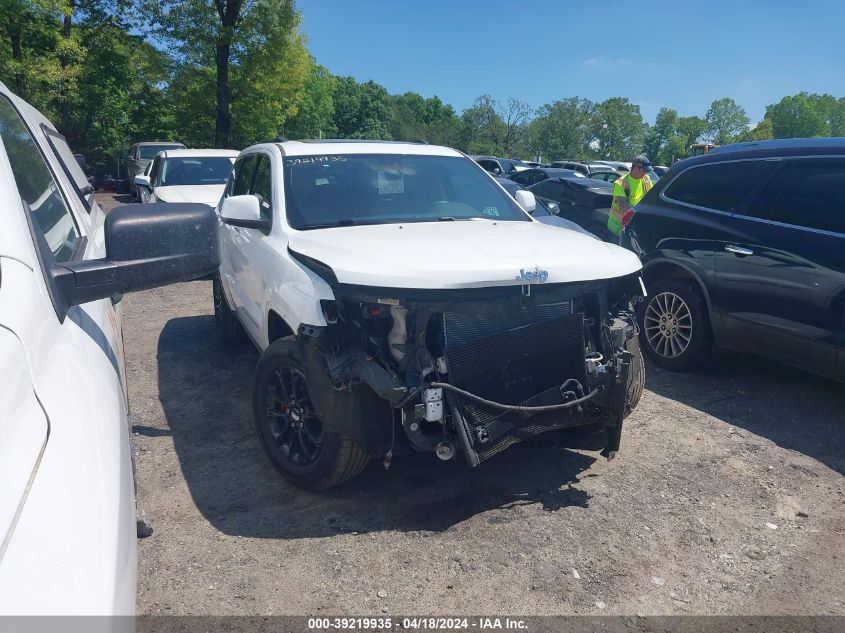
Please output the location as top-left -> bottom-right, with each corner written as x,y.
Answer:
608,154 -> 653,237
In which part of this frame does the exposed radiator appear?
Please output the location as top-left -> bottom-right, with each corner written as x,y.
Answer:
443,300 -> 572,348
443,309 -> 586,445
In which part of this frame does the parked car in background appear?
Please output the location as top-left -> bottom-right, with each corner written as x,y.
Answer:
127,141 -> 186,197
588,171 -> 621,183
620,138 -> 845,381
495,177 -> 598,239
523,160 -> 545,168
0,81 -> 220,614
528,175 -> 615,241
471,155 -> 528,176
135,149 -> 238,206
215,139 -> 645,489
653,165 -> 669,177
596,160 -> 632,173
509,167 -> 585,187
549,160 -> 616,178
591,164 -> 661,183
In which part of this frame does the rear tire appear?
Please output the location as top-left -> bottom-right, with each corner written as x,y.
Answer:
213,275 -> 245,346
638,279 -> 712,371
252,338 -> 369,490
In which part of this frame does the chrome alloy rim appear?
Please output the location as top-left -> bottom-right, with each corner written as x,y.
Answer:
644,292 -> 693,358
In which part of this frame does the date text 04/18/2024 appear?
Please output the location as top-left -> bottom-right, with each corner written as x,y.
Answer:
307,618 -> 528,630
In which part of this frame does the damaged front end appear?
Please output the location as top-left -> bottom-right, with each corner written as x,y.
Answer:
295,268 -> 645,468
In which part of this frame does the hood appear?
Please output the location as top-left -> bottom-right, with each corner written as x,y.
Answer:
288,220 -> 641,289
154,184 -> 226,207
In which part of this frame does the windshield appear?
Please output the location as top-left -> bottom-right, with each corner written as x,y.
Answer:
283,154 -> 530,229
139,144 -> 184,159
159,157 -> 235,186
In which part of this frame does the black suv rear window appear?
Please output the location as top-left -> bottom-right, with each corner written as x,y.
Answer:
757,158 -> 845,235
664,160 -> 766,213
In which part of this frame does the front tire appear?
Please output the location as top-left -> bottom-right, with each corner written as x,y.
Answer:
638,279 -> 712,371
252,338 -> 369,490
624,333 -> 645,415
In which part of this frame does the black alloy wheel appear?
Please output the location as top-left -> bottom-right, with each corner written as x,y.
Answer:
265,366 -> 323,466
252,338 -> 369,490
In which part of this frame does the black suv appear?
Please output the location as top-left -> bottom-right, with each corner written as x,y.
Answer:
620,138 -> 845,381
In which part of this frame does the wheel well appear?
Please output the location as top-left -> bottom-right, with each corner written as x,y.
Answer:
267,310 -> 294,343
643,262 -> 710,307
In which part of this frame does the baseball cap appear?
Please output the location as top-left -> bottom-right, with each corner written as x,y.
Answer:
631,154 -> 652,168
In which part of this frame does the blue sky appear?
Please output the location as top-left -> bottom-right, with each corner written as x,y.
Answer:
298,0 -> 845,125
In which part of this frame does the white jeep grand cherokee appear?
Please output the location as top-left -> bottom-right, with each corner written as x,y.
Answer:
216,139 -> 646,490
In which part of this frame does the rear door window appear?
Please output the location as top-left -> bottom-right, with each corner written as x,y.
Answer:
663,160 -> 767,213
754,158 -> 845,235
0,96 -> 81,262
510,170 -> 534,185
532,180 -> 563,200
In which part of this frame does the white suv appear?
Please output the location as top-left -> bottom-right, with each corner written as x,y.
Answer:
216,140 -> 646,490
0,82 -> 219,614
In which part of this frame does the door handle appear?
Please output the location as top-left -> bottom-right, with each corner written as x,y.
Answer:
725,244 -> 754,256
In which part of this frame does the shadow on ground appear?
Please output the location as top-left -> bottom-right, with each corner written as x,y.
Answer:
156,316 -> 597,539
646,350 -> 845,477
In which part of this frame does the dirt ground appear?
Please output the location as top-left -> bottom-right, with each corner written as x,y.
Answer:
100,195 -> 845,616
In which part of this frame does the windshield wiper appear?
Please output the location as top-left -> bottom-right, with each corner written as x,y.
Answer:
299,219 -> 358,230
436,216 -> 492,222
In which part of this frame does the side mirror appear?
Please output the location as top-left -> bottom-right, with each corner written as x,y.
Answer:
220,195 -> 270,231
134,174 -> 151,189
514,190 -> 536,213
52,203 -> 219,316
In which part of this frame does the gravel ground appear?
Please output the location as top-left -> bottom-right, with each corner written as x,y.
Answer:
101,195 -> 845,617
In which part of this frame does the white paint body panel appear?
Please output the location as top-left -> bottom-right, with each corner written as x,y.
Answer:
288,220 -> 641,289
0,81 -> 136,615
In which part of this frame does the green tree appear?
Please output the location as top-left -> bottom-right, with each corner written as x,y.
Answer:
460,94 -> 502,154
764,92 -> 845,138
0,0 -> 69,119
387,92 -> 461,147
643,107 -> 678,164
529,97 -> 593,161
590,97 -> 645,160
145,0 -> 308,147
705,97 -> 750,144
749,118 -> 774,141
459,95 -> 531,155
332,76 -> 392,139
284,61 -> 336,139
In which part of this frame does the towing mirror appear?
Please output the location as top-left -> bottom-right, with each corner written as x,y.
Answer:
219,194 -> 270,231
514,189 -> 536,213
52,203 -> 219,315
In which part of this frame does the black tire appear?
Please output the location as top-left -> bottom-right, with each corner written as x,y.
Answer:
252,338 -> 369,490
624,333 -> 645,415
213,275 -> 245,346
638,279 -> 712,371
